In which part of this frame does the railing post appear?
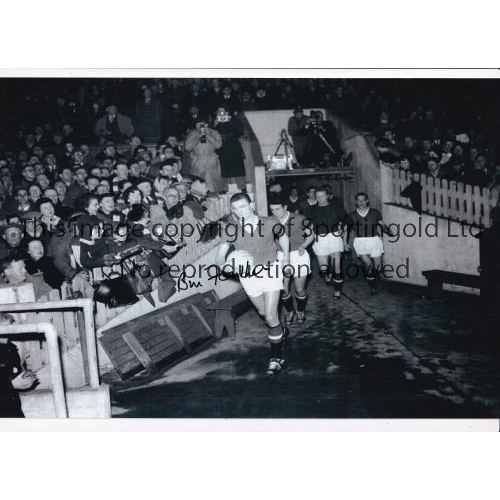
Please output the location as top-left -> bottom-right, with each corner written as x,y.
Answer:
82,300 -> 99,389
254,166 -> 268,216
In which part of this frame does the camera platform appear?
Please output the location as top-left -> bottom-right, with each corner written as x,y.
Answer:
265,166 -> 354,179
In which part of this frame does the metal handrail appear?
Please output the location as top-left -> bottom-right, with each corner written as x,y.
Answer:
0,299 -> 99,388
0,323 -> 67,418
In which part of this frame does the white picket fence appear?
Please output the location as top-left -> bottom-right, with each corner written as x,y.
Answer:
390,168 -> 500,227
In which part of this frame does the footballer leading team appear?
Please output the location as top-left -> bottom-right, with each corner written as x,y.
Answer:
215,189 -> 393,376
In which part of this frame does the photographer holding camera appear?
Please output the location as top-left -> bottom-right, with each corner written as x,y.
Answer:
184,120 -> 223,193
303,110 -> 340,167
214,107 -> 246,190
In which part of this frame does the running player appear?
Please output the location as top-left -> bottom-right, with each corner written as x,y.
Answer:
215,193 -> 291,375
346,192 -> 393,293
305,186 -> 349,299
269,195 -> 315,325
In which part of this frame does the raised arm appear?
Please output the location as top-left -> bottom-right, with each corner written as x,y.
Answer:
206,128 -> 223,149
184,130 -> 200,152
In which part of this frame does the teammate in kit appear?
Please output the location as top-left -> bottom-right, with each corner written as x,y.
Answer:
215,193 -> 291,375
269,196 -> 316,325
346,192 -> 393,293
305,186 -> 349,299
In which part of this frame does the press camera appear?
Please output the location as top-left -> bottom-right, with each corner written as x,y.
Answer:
217,110 -> 231,123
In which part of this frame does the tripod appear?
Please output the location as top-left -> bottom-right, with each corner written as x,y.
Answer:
315,128 -> 336,156
270,129 -> 297,170
305,123 -> 338,167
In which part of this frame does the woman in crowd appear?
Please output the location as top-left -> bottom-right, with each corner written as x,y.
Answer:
36,197 -> 65,235
121,185 -> 143,217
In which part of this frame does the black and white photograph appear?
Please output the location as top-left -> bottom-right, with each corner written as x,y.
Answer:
0,73 -> 499,421
2,2 -> 500,500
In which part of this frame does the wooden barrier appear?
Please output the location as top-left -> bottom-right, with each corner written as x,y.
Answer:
388,167 -> 499,227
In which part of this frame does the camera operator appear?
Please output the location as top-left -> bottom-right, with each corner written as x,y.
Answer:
287,106 -> 310,166
184,120 -> 223,193
214,107 -> 246,190
303,110 -> 340,167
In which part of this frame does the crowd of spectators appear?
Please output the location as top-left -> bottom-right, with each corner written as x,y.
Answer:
361,81 -> 500,190
0,77 -> 498,307
374,116 -> 500,189
0,123 -> 218,306
1,78 -> 497,185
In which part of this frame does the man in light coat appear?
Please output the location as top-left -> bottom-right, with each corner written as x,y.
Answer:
95,105 -> 135,145
184,122 -> 223,193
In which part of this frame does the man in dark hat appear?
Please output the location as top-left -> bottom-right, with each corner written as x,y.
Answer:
287,106 -> 310,166
94,105 -> 135,145
218,85 -> 242,115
